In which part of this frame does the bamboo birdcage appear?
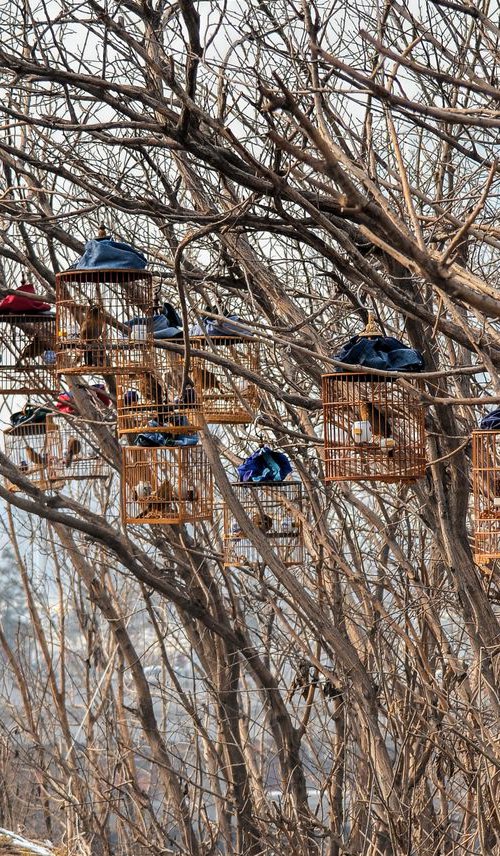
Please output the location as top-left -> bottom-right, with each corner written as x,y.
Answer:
3,416 -> 64,492
0,313 -> 57,395
56,269 -> 154,375
223,480 -> 304,567
116,347 -> 202,436
121,443 -> 213,525
472,430 -> 500,563
47,415 -> 111,481
190,336 -> 260,424
322,372 -> 426,483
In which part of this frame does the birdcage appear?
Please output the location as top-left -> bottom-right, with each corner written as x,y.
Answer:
3,416 -> 63,492
121,443 -> 213,525
0,314 -> 57,395
56,269 -> 154,375
472,430 -> 500,563
46,415 -> 111,481
223,480 -> 304,567
116,347 -> 202,436
322,372 -> 426,482
189,337 -> 260,424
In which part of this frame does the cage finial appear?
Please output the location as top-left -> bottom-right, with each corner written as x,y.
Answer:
358,311 -> 381,338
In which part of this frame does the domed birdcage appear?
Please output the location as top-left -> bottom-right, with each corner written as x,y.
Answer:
0,313 -> 57,395
472,429 -> 500,564
224,480 -> 304,567
116,347 -> 202,437
189,335 -> 260,424
3,414 -> 63,492
46,415 -> 111,482
121,443 -> 213,525
56,268 -> 154,375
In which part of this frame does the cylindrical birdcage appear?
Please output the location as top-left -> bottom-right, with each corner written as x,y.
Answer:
190,336 -> 260,424
121,443 -> 213,525
223,480 -> 304,567
0,314 -> 57,395
47,416 -> 111,481
3,416 -> 63,492
472,430 -> 500,563
116,347 -> 202,436
322,372 -> 426,482
56,269 -> 154,374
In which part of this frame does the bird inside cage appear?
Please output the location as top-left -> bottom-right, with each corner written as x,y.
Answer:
79,305 -> 106,366
15,331 -> 54,367
252,511 -> 273,533
63,438 -> 82,467
352,400 -> 395,456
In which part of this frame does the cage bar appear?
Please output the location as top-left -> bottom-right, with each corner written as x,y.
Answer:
190,336 -> 260,424
121,444 -> 213,525
322,372 -> 426,483
3,417 -> 63,492
116,347 -> 202,436
472,430 -> 500,563
47,416 -> 111,482
223,480 -> 304,567
0,314 -> 57,395
56,269 -> 154,374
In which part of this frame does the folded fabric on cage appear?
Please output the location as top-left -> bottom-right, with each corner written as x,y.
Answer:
190,313 -> 252,338
134,431 -> 198,447
69,236 -> 147,270
10,405 -> 52,427
334,335 -> 424,373
237,446 -> 292,483
0,283 -> 52,314
56,385 -> 111,414
127,302 -> 183,339
480,407 -> 500,430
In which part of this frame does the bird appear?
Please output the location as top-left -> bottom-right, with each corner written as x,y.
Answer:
199,368 -> 221,391
181,380 -> 196,406
79,305 -> 106,367
133,480 -> 153,502
358,400 -> 394,457
64,438 -> 81,467
252,511 -> 273,533
15,335 -> 50,367
25,445 -> 48,467
178,482 -> 199,503
144,372 -> 163,405
139,478 -> 176,519
358,400 -> 392,438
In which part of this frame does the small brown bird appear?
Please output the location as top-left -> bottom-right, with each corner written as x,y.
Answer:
139,478 -> 176,519
25,445 -> 48,466
358,400 -> 392,438
80,305 -> 105,367
15,335 -> 48,367
252,511 -> 273,533
359,400 -> 394,457
200,368 -> 221,391
64,438 -> 81,467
